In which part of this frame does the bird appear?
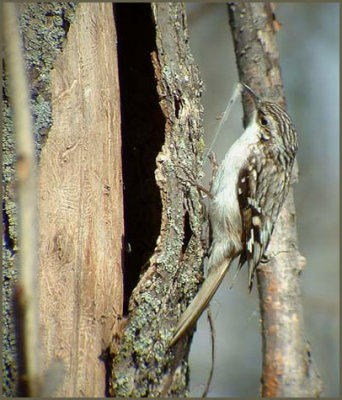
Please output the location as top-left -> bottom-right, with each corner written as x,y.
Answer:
170,83 -> 298,346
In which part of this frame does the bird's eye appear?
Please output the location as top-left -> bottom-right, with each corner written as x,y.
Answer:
260,116 -> 269,126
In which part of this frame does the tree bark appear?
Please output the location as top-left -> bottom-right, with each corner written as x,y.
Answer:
228,3 -> 322,396
109,3 -> 205,397
37,3 -> 124,397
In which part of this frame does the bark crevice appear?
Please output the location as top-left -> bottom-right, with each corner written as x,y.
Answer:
114,3 -> 164,314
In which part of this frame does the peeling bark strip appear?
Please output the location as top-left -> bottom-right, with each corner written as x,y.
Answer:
228,3 -> 322,396
38,3 -> 123,396
110,3 -> 205,397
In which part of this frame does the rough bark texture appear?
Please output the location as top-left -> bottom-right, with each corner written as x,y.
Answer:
109,3 -> 205,397
228,3 -> 322,397
37,3 -> 124,397
2,3 -> 77,396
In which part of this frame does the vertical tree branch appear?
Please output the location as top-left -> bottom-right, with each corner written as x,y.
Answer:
2,3 -> 40,396
227,3 -> 322,396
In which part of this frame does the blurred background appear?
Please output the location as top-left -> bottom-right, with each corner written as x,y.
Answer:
185,3 -> 339,397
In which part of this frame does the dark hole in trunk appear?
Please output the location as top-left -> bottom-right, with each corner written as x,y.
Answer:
114,3 -> 164,315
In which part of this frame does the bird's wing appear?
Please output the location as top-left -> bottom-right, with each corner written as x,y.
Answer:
237,151 -> 286,290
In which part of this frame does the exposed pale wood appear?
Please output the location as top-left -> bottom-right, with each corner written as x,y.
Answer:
38,3 -> 123,396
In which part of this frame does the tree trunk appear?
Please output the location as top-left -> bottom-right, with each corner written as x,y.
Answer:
37,3 -> 124,397
2,3 -> 124,397
109,3 -> 205,397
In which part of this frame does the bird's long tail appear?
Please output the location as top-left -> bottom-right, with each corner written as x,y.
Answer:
170,257 -> 232,346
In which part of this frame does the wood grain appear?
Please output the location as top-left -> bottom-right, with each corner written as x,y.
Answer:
38,3 -> 123,396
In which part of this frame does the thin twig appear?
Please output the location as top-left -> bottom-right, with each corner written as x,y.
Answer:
201,305 -> 216,397
2,3 -> 40,396
204,82 -> 243,165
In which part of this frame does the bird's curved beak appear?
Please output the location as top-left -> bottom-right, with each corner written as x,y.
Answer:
241,83 -> 261,107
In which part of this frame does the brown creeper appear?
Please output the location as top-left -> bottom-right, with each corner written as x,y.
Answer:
171,84 -> 298,346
